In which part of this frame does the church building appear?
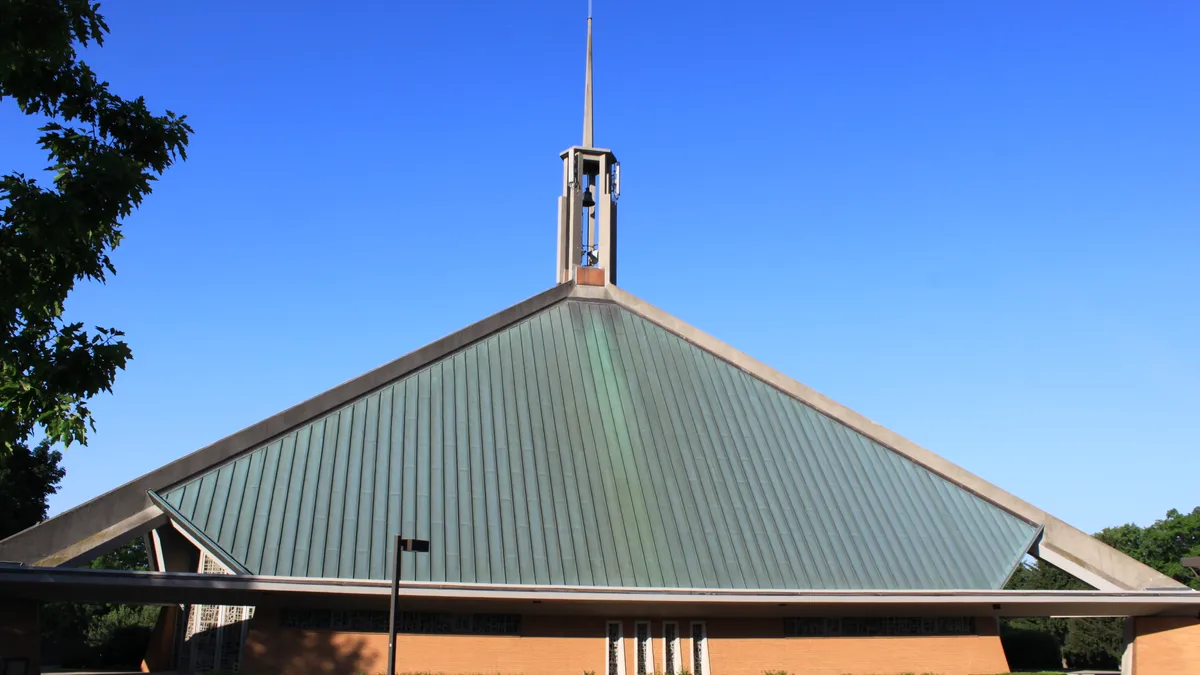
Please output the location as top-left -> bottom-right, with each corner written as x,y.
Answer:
2,10 -> 1199,675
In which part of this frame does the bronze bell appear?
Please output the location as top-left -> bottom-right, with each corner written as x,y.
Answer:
581,188 -> 596,208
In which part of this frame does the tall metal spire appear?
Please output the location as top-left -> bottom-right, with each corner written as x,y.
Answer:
582,1 -> 594,148
558,0 -> 618,287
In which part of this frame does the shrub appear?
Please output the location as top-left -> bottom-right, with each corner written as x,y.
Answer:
83,604 -> 159,667
1000,622 -> 1064,670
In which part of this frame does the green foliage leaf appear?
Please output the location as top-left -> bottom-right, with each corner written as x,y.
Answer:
89,536 -> 150,571
1097,507 -> 1200,589
0,0 -> 192,453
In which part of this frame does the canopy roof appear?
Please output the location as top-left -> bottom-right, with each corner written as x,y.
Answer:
3,566 -> 1199,618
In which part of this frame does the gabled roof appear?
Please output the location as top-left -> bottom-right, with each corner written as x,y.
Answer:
0,282 -> 1182,592
153,298 -> 1037,589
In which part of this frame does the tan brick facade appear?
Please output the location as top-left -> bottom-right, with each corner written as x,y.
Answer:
706,617 -> 1009,675
1134,617 -> 1200,675
242,609 -> 1009,675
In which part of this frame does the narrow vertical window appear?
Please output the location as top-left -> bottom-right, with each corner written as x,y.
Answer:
607,621 -> 625,675
635,621 -> 652,675
663,621 -> 679,675
690,621 -> 708,675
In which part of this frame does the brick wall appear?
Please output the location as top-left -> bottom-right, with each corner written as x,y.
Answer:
1134,617 -> 1200,675
242,609 -> 1009,675
244,610 -> 603,675
707,617 -> 1008,675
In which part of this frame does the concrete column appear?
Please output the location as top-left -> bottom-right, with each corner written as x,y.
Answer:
567,190 -> 583,280
140,604 -> 181,672
597,155 -> 612,283
557,195 -> 570,283
0,598 -> 40,675
1121,616 -> 1134,674
605,200 -> 617,285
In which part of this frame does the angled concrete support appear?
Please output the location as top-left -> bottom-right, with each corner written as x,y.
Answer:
1030,519 -> 1181,592
22,505 -> 167,568
1122,617 -> 1134,674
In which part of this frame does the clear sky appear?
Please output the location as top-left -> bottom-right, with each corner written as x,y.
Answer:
4,1 -> 1197,535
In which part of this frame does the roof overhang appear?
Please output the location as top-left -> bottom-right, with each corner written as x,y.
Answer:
2,566 -> 1197,618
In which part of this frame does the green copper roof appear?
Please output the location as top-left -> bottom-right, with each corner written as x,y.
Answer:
159,298 -> 1038,590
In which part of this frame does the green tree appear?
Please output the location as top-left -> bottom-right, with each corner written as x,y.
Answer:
1,0 -> 191,457
83,604 -> 160,667
1062,617 -> 1124,669
1008,558 -> 1091,592
0,439 -> 65,538
1098,507 -> 1200,590
89,534 -> 149,570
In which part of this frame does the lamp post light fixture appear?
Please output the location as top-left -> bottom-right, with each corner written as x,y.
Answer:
388,535 -> 431,675
1182,557 -> 1200,578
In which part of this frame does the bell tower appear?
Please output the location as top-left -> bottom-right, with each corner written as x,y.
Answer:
556,5 -> 620,286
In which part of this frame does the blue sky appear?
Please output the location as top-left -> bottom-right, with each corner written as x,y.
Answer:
4,1 -> 1197,535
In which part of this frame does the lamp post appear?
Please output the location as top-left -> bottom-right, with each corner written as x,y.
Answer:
1183,557 -> 1200,578
388,535 -> 430,675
